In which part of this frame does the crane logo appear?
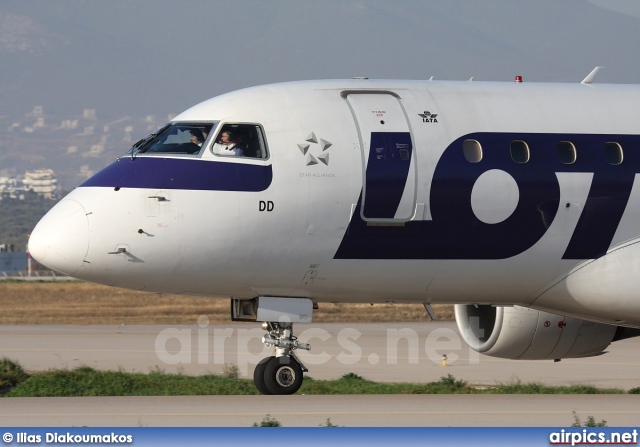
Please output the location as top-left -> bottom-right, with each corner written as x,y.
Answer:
297,132 -> 332,166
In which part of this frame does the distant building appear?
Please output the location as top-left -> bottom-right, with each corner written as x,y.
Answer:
61,119 -> 78,129
0,176 -> 19,191
34,116 -> 46,129
22,169 -> 58,199
0,250 -> 28,275
0,169 -> 58,200
83,109 -> 97,120
30,106 -> 44,117
88,143 -> 104,156
0,176 -> 25,199
0,244 -> 28,275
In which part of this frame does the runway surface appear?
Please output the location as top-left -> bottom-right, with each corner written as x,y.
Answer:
2,395 -> 640,427
1,322 -> 639,426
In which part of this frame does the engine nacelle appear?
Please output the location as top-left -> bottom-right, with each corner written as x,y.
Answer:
454,304 -> 618,360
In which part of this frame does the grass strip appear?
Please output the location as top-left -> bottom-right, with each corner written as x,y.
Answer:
2,359 -> 635,397
0,282 -> 454,324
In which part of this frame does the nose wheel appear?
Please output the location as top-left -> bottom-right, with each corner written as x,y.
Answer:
253,357 -> 273,395
254,356 -> 304,395
253,322 -> 309,395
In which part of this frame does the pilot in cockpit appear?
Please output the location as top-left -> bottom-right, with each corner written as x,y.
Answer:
189,129 -> 204,147
181,129 -> 204,154
212,130 -> 244,156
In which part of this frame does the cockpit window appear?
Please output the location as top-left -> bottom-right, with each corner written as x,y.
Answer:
134,123 -> 215,155
211,123 -> 269,159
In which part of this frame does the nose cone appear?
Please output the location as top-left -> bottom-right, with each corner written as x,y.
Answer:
28,199 -> 89,276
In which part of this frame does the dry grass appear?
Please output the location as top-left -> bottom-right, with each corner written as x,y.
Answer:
0,282 -> 454,325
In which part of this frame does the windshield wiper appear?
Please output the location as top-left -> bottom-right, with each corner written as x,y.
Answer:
129,123 -> 172,159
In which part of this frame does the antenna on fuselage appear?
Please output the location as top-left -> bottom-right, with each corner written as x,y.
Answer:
581,66 -> 604,84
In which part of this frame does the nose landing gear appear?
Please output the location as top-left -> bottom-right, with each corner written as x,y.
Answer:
254,322 -> 310,395
231,297 -> 313,395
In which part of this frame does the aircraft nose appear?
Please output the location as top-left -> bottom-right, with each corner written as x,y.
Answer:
28,199 -> 89,276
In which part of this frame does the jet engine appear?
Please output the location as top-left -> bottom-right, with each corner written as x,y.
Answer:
454,304 -> 632,360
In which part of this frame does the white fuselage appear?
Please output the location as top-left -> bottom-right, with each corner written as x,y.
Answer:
29,79 -> 640,326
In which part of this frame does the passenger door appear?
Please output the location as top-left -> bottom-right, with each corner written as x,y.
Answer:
343,91 -> 417,223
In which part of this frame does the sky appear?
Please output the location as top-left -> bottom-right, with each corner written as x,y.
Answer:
1,0 -> 640,120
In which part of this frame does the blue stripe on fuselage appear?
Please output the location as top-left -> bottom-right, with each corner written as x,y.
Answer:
335,132 -> 640,260
80,157 -> 272,192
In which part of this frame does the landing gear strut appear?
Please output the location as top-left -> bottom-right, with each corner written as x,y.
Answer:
254,322 -> 310,395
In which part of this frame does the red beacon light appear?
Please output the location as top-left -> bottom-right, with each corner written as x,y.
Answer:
515,75 -> 523,83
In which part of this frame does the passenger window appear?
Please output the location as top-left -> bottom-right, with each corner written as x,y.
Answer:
463,139 -> 482,163
510,140 -> 530,164
211,123 -> 269,159
604,142 -> 623,165
557,141 -> 576,164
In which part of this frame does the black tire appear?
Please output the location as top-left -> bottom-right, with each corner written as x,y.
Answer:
263,357 -> 303,395
253,356 -> 275,395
